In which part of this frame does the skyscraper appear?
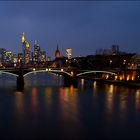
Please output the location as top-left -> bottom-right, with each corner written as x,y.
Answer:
21,33 -> 30,65
66,48 -> 72,59
33,41 -> 40,64
40,51 -> 46,64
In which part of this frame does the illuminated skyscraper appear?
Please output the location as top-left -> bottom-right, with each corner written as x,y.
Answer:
40,51 -> 46,64
18,53 -> 24,67
66,48 -> 72,59
33,41 -> 40,64
21,33 -> 30,65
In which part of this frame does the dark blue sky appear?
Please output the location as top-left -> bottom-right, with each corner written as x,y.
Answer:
0,1 -> 140,58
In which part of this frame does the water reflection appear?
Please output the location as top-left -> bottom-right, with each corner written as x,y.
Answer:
58,86 -> 81,138
44,87 -> 53,116
81,79 -> 85,91
93,81 -> 97,95
135,89 -> 140,111
31,87 -> 38,113
58,85 -> 79,121
15,91 -> 24,115
105,85 -> 114,115
1,74 -> 140,139
119,88 -> 128,116
14,91 -> 24,128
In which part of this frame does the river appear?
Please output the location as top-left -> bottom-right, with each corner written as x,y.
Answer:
0,73 -> 140,139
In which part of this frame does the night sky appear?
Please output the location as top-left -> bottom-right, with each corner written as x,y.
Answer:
0,1 -> 140,58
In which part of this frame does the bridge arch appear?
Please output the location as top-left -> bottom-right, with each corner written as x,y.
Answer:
77,70 -> 117,77
23,69 -> 72,77
0,71 -> 18,77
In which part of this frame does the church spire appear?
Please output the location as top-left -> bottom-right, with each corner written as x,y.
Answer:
57,44 -> 59,50
55,44 -> 61,58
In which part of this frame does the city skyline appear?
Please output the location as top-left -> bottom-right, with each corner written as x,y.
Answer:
0,1 -> 140,58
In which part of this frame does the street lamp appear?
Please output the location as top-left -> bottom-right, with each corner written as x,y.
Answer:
110,60 -> 112,64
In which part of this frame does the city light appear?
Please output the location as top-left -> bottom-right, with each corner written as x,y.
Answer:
71,71 -> 74,76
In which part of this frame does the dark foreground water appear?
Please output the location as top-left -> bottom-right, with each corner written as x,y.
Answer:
0,73 -> 140,139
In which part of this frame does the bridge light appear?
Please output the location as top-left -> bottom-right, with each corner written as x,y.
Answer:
46,68 -> 48,71
115,75 -> 118,80
61,68 -> 64,72
110,60 -> 112,64
106,75 -> 109,79
119,76 -> 123,81
48,68 -> 51,71
33,68 -> 36,71
14,64 -> 17,67
71,71 -> 74,76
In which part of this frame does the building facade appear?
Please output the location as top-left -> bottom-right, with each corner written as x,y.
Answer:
66,48 -> 72,59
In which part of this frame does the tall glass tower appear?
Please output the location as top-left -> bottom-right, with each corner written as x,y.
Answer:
21,33 -> 30,65
33,41 -> 40,64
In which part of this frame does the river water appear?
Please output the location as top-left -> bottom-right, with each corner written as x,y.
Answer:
0,73 -> 140,139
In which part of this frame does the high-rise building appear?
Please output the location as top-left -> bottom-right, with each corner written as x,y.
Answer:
66,48 -> 72,59
18,53 -> 24,67
112,45 -> 119,55
12,54 -> 18,67
0,48 -> 6,64
33,41 -> 40,64
5,51 -> 13,66
21,33 -> 30,65
40,51 -> 46,64
55,45 -> 61,59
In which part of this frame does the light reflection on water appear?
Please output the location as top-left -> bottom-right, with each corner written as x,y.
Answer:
0,73 -> 140,139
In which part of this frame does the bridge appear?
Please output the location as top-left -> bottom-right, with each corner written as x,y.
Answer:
0,67 -> 118,90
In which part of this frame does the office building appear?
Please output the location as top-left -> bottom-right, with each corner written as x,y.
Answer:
21,33 -> 30,65
66,48 -> 72,59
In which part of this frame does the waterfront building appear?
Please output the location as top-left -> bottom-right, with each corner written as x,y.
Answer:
55,45 -> 61,59
128,54 -> 140,69
66,48 -> 72,59
21,33 -> 31,65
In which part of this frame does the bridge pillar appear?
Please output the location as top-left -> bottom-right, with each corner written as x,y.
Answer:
64,75 -> 78,88
16,69 -> 24,90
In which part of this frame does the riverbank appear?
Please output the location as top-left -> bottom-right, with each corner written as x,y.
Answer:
78,76 -> 140,89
